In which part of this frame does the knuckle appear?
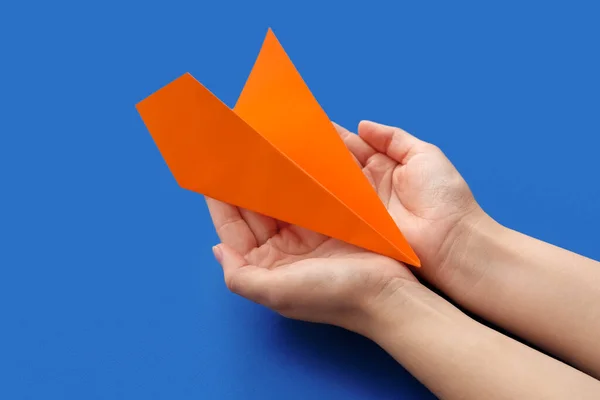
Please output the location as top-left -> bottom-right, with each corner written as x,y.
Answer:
391,127 -> 406,137
425,143 -> 441,154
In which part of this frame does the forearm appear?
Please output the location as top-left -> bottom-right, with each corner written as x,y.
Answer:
364,282 -> 600,399
435,213 -> 600,377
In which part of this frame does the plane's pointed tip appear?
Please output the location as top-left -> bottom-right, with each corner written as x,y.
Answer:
403,247 -> 421,267
409,256 -> 422,268
389,242 -> 421,267
396,251 -> 421,268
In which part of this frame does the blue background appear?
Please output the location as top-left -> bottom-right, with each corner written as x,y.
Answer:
1,0 -> 599,399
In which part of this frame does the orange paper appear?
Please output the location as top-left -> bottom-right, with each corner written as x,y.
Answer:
136,29 -> 420,266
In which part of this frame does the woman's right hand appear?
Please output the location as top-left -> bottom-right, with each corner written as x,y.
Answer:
335,120 -> 485,281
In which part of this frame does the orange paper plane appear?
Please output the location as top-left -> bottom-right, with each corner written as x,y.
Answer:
136,29 -> 420,266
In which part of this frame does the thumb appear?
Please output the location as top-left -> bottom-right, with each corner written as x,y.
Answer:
213,243 -> 248,276
358,120 -> 421,164
213,243 -> 275,304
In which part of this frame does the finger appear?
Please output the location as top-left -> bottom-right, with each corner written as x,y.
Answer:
363,153 -> 397,195
358,120 -> 421,164
214,243 -> 275,305
205,197 -> 256,254
332,121 -> 376,166
239,208 -> 278,247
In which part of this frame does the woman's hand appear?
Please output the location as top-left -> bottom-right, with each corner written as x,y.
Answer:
207,198 -> 418,335
335,120 -> 484,273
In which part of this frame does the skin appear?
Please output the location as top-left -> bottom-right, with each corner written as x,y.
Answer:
208,120 -> 600,399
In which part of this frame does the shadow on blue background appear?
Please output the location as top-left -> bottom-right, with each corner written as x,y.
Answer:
0,0 -> 598,399
272,319 -> 432,398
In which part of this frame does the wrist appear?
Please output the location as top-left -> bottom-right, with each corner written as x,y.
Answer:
358,277 -> 446,341
433,207 -> 507,300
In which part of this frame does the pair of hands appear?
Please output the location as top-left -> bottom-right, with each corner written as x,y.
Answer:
208,120 -> 482,334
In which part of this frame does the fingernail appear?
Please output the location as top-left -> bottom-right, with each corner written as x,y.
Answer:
212,245 -> 223,263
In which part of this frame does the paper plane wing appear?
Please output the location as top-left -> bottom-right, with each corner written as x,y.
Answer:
234,29 -> 419,266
